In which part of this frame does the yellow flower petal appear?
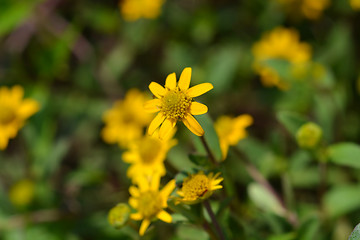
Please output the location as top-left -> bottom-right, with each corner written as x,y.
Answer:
149,82 -> 166,98
139,219 -> 151,236
187,83 -> 214,98
150,174 -> 161,191
182,114 -> 204,136
129,186 -> 140,197
0,134 -> 8,150
130,212 -> 143,220
148,113 -> 165,135
189,102 -> 208,115
17,99 -> 40,119
144,99 -> 161,113
157,210 -> 172,223
159,119 -> 175,140
10,85 -> 24,103
165,73 -> 176,90
129,197 -> 138,208
160,179 -> 176,198
211,185 -> 223,190
178,67 -> 192,91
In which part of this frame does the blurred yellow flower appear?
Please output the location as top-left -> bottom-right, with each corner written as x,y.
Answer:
108,203 -> 130,229
145,67 -> 213,139
276,0 -> 329,19
101,89 -> 153,149
252,27 -> 311,89
214,114 -> 253,160
0,85 -> 39,150
350,0 -> 360,10
120,0 -> 165,21
122,129 -> 177,183
176,171 -> 223,205
9,179 -> 35,207
129,175 -> 175,236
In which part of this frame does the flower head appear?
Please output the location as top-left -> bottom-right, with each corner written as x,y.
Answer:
122,129 -> 177,183
351,0 -> 360,10
215,114 -> 253,160
176,171 -> 223,205
108,203 -> 131,229
252,27 -> 311,89
119,0 -> 165,21
145,67 -> 213,139
0,85 -> 39,150
129,175 -> 175,236
275,0 -> 329,20
101,89 -> 153,149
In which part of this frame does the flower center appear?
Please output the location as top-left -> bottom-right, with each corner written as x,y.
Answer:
0,106 -> 16,125
182,174 -> 210,200
161,88 -> 192,120
137,191 -> 162,218
139,137 -> 162,164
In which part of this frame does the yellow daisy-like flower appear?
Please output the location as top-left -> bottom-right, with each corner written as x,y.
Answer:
252,27 -> 311,89
129,175 -> 175,236
119,0 -> 165,21
101,89 -> 153,149
176,171 -> 223,205
276,0 -> 329,20
122,129 -> 177,184
351,0 -> 360,10
0,85 -> 39,150
214,114 -> 253,160
145,67 -> 213,139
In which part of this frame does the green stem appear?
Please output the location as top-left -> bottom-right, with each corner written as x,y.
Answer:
203,200 -> 226,240
199,135 -> 218,167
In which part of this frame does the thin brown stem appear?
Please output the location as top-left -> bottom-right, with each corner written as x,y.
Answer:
233,147 -> 298,227
203,200 -> 226,240
200,135 -> 218,166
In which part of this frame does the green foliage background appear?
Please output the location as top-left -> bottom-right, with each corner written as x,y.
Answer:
1,0 -> 360,239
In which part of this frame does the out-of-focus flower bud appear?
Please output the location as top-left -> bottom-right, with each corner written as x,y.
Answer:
296,122 -> 322,149
108,203 -> 130,229
9,179 -> 35,208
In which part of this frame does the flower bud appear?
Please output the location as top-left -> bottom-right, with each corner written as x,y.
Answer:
296,122 -> 322,149
108,203 -> 130,229
9,179 -> 35,208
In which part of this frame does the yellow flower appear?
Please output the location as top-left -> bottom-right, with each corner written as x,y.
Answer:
129,175 -> 175,236
276,0 -> 329,20
214,114 -> 253,160
108,203 -> 131,229
0,85 -> 39,150
252,27 -> 311,89
101,89 -> 153,149
145,67 -> 213,139
176,171 -> 223,205
9,179 -> 35,207
350,0 -> 360,10
122,129 -> 177,183
119,0 -> 165,21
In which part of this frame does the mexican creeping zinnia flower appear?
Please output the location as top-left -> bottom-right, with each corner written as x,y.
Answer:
129,175 -> 175,236
101,89 -> 153,149
145,67 -> 213,139
0,85 -> 39,150
176,171 -> 223,205
252,27 -> 311,90
120,0 -> 165,21
122,129 -> 177,184
215,114 -> 253,160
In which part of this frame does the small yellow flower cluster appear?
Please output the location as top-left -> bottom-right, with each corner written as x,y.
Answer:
252,27 -> 312,90
0,85 -> 39,150
106,68 -> 226,236
119,0 -> 165,21
276,0 -> 329,20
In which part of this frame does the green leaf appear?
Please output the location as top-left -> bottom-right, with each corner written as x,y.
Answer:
276,111 -> 308,136
189,154 -> 211,168
248,183 -> 285,217
324,184 -> 360,218
175,224 -> 209,240
297,217 -> 321,240
328,143 -> 360,168
349,223 -> 360,240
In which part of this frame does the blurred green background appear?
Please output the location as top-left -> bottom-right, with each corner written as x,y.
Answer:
1,0 -> 360,239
